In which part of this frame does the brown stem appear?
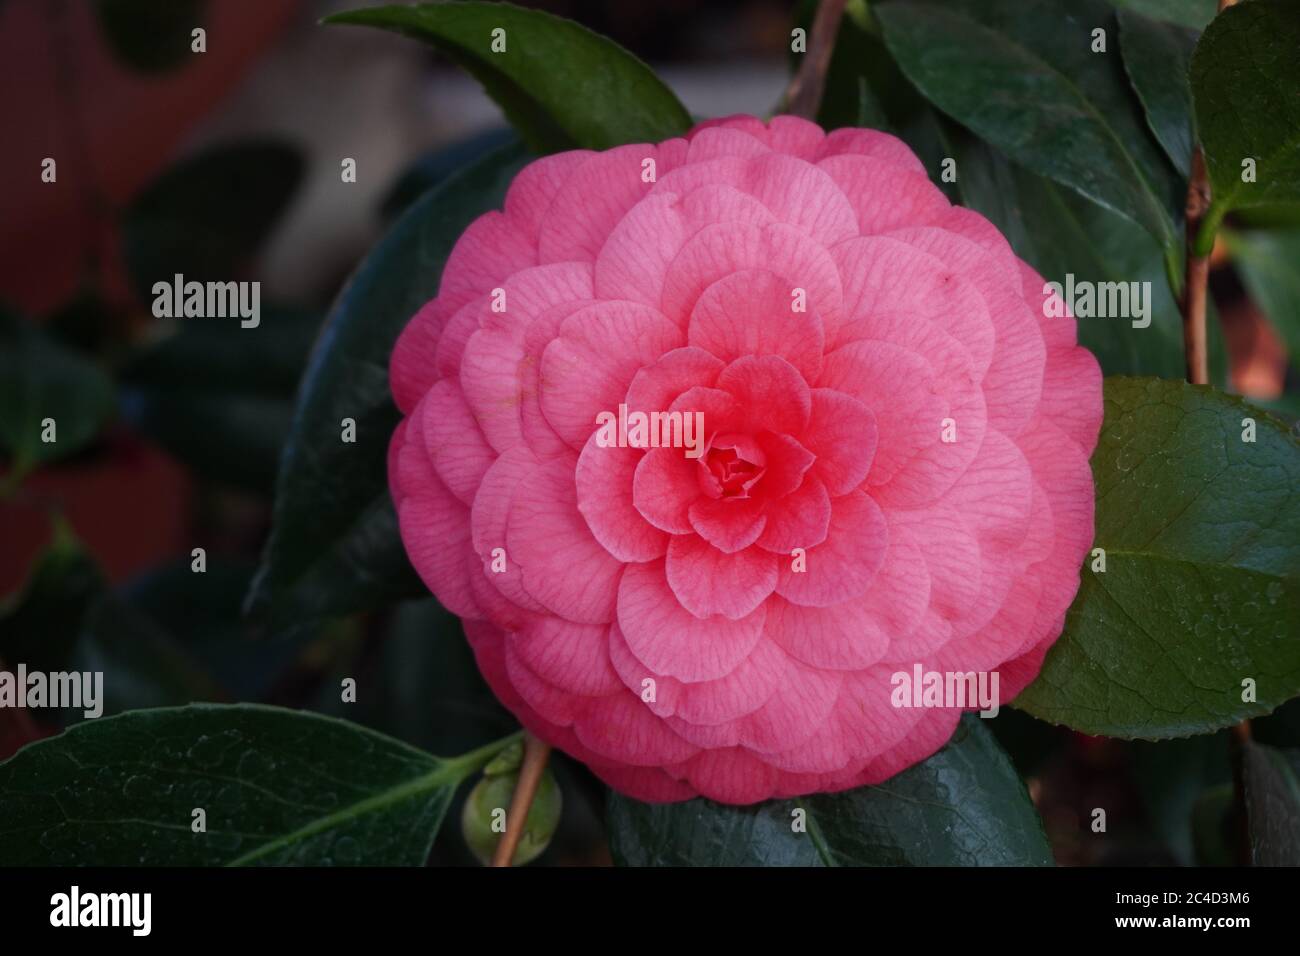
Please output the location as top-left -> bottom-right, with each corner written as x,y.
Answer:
1181,148 -> 1212,385
782,0 -> 849,120
1228,719 -> 1252,866
1179,0 -> 1237,385
490,732 -> 552,867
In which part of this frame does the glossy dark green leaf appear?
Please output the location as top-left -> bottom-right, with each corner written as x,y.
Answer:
0,704 -> 519,865
326,2 -> 691,153
1191,0 -> 1300,245
1242,741 -> 1300,865
1016,377 -> 1300,738
951,134 -> 1226,382
246,142 -> 529,621
1118,8 -> 1198,177
381,128 -> 519,220
123,141 -> 303,304
95,0 -> 207,73
876,0 -> 1182,251
0,312 -> 114,485
1225,229 -> 1300,374
607,716 -> 1052,866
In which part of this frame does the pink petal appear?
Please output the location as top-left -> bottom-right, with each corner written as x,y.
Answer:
394,443 -> 482,620
665,534 -> 778,620
661,221 -> 843,337
764,593 -> 890,670
573,691 -> 699,766
686,126 -> 771,161
508,616 -> 622,697
576,434 -> 669,562
752,431 -> 816,500
506,455 -> 623,623
832,236 -> 993,372
539,300 -> 684,449
625,346 -> 725,415
503,149 -> 591,240
818,340 -> 940,487
615,562 -> 767,682
802,388 -> 877,494
776,490 -> 887,607
420,379 -> 494,506
756,473 -> 832,553
817,154 -> 950,234
538,142 -> 686,263
469,446 -> 546,614
816,126 -> 926,172
632,446 -> 700,534
437,210 -> 538,313
390,299 -> 446,414
688,269 -> 825,381
715,354 -> 812,436
740,152 -> 857,245
667,747 -> 779,804
688,496 -> 768,553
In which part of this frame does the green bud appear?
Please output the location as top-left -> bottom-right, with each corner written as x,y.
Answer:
461,765 -> 562,866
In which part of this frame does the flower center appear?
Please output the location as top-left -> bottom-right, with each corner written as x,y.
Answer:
698,433 -> 766,500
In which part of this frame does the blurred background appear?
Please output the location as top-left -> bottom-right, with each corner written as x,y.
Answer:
0,0 -> 1294,866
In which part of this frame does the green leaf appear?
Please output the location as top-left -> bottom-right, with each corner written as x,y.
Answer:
1016,377 -> 1300,738
1224,229 -> 1300,375
606,716 -> 1052,866
1117,8 -> 1198,178
0,704 -> 520,865
1242,740 -> 1300,865
123,141 -> 303,304
95,0 -> 208,73
381,128 -> 519,220
326,2 -> 690,152
950,134 -> 1227,382
0,312 -> 114,487
246,142 -> 530,622
876,0 -> 1182,251
1191,0 -> 1300,247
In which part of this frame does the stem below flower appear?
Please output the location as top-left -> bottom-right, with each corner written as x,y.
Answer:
1180,149 -> 1212,385
783,0 -> 849,120
1179,0 -> 1238,385
490,732 -> 553,867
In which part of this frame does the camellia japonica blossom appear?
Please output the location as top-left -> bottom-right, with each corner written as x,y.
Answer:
389,115 -> 1102,804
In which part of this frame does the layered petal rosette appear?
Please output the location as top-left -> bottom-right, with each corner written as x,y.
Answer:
389,115 -> 1102,804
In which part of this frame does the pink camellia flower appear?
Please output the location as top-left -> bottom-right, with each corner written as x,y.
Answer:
389,115 -> 1102,804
